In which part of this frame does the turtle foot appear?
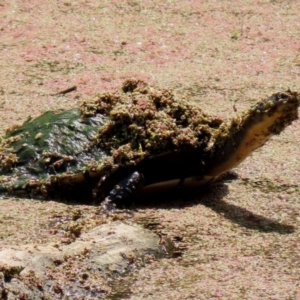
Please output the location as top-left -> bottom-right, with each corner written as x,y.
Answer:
101,197 -> 116,214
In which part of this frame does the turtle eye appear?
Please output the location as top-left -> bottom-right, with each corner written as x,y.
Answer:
276,92 -> 288,100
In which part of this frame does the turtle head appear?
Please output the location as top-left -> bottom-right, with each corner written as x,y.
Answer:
204,90 -> 300,177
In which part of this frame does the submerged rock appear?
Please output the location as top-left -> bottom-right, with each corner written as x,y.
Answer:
0,222 -> 161,299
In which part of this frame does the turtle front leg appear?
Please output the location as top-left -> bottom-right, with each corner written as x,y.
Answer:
101,171 -> 144,211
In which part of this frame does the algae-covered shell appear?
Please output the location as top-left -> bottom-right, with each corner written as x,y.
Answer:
0,80 -> 222,201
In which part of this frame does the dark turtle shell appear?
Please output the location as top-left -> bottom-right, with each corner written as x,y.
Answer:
0,79 -> 222,201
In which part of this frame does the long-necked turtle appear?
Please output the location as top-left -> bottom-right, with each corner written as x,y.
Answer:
0,79 -> 299,208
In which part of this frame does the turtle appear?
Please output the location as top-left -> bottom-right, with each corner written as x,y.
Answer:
0,79 -> 299,209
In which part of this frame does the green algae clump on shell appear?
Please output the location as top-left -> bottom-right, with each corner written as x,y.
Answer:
89,79 -> 222,166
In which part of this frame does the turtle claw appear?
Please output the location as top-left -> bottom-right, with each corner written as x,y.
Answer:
101,197 -> 116,214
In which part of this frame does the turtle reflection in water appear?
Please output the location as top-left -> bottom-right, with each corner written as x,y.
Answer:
0,79 -> 299,209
